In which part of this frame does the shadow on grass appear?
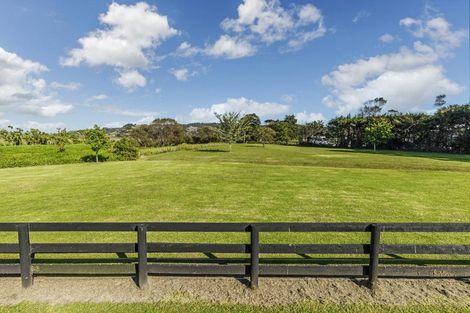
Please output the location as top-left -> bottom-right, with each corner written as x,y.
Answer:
196,149 -> 229,153
81,154 -> 109,162
327,148 -> 470,163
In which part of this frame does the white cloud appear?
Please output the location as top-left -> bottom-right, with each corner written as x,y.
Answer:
379,33 -> 395,43
0,47 -> 72,117
400,16 -> 467,56
61,2 -> 178,89
295,111 -> 325,124
352,10 -> 370,23
221,0 -> 294,44
170,68 -> 190,81
205,35 -> 256,59
322,14 -> 467,115
176,41 -> 200,57
115,69 -> 146,89
155,88 -> 161,94
189,97 -> 290,122
50,81 -> 81,90
322,41 -> 463,115
202,0 -> 325,59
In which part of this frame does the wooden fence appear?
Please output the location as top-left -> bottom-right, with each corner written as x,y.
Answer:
0,222 -> 469,289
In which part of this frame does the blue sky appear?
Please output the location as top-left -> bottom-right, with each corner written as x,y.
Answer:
0,0 -> 468,131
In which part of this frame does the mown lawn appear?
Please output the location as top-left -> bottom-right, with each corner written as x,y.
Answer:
0,144 -> 469,310
0,144 -> 469,246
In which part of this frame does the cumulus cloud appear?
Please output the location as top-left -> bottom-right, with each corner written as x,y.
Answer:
115,69 -> 146,89
379,33 -> 395,43
50,81 -> 81,90
295,111 -> 325,124
189,97 -> 290,122
322,15 -> 466,115
0,47 -> 72,117
61,2 -> 178,89
202,0 -> 325,59
205,35 -> 256,59
400,16 -> 467,56
175,41 -> 200,57
170,68 -> 190,81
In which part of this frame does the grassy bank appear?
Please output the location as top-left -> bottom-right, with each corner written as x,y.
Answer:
0,144 -> 113,168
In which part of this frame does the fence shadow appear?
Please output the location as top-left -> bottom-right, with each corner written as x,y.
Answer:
2,255 -> 468,266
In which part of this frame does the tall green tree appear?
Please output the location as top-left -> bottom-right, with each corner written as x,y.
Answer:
129,118 -> 184,147
214,112 -> 246,152
364,118 -> 393,151
359,97 -> 387,117
299,121 -> 326,145
240,113 -> 261,142
84,125 -> 110,162
283,114 -> 299,142
257,127 -> 276,147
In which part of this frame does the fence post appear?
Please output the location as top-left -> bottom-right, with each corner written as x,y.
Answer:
18,224 -> 32,288
368,224 -> 382,289
250,225 -> 260,289
137,224 -> 148,288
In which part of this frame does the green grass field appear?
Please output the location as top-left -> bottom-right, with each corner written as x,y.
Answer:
1,144 -> 469,311
0,144 -> 469,246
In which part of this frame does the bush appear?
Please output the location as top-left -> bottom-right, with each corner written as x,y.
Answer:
112,138 -> 139,161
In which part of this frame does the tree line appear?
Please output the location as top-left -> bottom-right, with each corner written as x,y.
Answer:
326,97 -> 470,153
1,95 -> 469,156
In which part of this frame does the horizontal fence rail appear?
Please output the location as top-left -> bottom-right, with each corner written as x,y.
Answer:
0,222 -> 469,289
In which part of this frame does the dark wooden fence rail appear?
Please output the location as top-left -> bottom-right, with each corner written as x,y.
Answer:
0,222 -> 469,289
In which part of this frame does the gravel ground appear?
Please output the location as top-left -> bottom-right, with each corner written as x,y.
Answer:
0,277 -> 469,306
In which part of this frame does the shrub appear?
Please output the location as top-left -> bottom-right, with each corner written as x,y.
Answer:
113,138 -> 139,160
84,125 -> 110,163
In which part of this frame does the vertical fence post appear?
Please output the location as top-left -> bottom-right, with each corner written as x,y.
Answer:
368,224 -> 382,289
18,224 -> 32,288
250,225 -> 259,289
137,224 -> 148,288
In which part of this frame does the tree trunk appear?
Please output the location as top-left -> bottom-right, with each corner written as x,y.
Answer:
95,152 -> 99,163
373,143 -> 376,151
229,143 -> 232,152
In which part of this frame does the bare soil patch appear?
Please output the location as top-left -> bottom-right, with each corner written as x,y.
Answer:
0,277 -> 468,306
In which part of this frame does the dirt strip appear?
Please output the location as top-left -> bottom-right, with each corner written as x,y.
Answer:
0,277 -> 469,306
